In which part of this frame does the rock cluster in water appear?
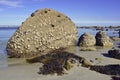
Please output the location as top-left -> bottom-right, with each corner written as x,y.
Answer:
95,31 -> 113,47
7,8 -> 77,58
78,31 -> 113,51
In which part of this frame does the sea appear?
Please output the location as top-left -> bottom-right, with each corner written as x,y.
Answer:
0,27 -> 119,68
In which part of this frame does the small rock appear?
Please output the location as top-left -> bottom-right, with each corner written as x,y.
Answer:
78,32 -> 96,47
95,31 -> 113,47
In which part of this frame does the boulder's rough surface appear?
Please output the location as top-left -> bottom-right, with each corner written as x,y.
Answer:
7,8 -> 77,58
95,31 -> 113,47
108,49 -> 120,59
78,33 -> 96,47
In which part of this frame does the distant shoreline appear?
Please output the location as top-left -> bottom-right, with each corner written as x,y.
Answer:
77,26 -> 120,28
0,27 -> 18,30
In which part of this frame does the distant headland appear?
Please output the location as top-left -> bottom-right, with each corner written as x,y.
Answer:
0,25 -> 19,29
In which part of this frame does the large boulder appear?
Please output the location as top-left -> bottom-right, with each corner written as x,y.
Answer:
78,33 -> 96,47
7,8 -> 77,58
95,31 -> 113,47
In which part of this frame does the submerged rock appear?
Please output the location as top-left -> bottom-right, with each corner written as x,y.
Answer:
78,33 -> 96,47
7,8 -> 77,58
108,49 -> 120,59
95,31 -> 113,47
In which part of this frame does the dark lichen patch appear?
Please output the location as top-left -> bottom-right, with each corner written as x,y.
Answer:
51,24 -> 55,28
57,15 -> 61,17
44,10 -> 48,13
65,16 -> 71,20
31,13 -> 35,17
22,22 -> 24,24
16,36 -> 20,38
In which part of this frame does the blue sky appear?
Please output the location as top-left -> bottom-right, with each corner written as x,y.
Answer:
0,0 -> 120,26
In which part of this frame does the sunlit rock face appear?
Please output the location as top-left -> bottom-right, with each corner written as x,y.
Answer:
7,8 -> 77,58
95,31 -> 113,47
78,32 -> 96,47
77,33 -> 96,51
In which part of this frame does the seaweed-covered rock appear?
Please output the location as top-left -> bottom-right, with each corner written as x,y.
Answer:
7,8 -> 77,58
111,76 -> 120,80
108,49 -> 120,59
78,33 -> 96,47
95,31 -> 113,47
90,64 -> 120,76
26,50 -> 91,75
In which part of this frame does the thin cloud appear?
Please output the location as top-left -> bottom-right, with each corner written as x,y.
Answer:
33,0 -> 45,2
0,8 -> 4,11
0,0 -> 23,8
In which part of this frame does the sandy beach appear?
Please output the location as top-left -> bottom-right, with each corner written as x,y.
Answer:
0,0 -> 120,79
0,41 -> 120,80
0,58 -> 111,80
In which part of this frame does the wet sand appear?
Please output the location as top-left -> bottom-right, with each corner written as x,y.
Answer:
0,59 -> 111,80
0,42 -> 120,80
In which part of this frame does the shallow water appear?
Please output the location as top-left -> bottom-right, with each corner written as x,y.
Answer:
0,27 -> 119,68
0,29 -> 16,68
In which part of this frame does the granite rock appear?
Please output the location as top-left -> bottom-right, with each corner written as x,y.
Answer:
7,8 -> 77,58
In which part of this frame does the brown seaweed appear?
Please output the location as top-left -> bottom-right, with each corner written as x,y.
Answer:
90,64 -> 120,78
26,49 -> 91,75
